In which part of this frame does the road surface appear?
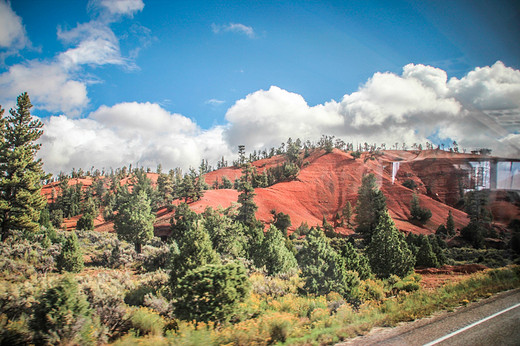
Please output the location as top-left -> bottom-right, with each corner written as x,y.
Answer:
339,288 -> 520,346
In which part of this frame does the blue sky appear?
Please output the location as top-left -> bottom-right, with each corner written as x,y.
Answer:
1,0 -> 519,173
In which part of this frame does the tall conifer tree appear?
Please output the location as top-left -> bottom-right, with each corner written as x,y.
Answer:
355,173 -> 387,243
0,93 -> 46,241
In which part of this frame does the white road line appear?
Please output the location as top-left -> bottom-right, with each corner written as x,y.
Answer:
423,302 -> 520,346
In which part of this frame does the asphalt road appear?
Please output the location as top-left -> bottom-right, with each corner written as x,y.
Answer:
339,288 -> 520,346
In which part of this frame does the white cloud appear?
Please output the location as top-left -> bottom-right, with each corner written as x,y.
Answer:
205,98 -> 225,106
57,22 -> 131,69
224,62 -> 520,157
0,0 -> 149,116
0,60 -> 88,115
212,23 -> 255,38
0,0 -> 27,49
88,0 -> 144,18
225,86 -> 342,149
38,102 -> 233,174
34,61 -> 520,175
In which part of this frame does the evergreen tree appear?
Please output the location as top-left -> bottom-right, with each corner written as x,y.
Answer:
409,193 -> 432,223
236,163 -> 259,228
367,211 -> 415,278
173,262 -> 250,323
50,209 -> 64,229
429,235 -> 447,266
414,235 -> 439,268
31,276 -> 92,345
220,176 -> 233,189
76,213 -> 94,231
446,210 -> 455,236
57,231 -> 84,273
342,201 -> 353,228
296,227 -> 360,298
355,174 -> 387,243
170,221 -> 220,285
257,225 -> 298,275
132,168 -> 159,210
114,190 -> 155,253
0,93 -> 47,241
271,210 -> 291,236
336,240 -> 372,280
170,202 -> 200,244
203,207 -> 247,259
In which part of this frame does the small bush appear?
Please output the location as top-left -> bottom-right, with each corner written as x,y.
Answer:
136,243 -> 171,273
56,231 -> 84,273
359,279 -> 385,302
30,276 -> 93,345
402,179 -> 417,190
77,213 -> 95,231
130,307 -> 165,336
173,262 -> 250,323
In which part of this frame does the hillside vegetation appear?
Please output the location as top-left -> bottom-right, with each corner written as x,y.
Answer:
1,94 -> 520,345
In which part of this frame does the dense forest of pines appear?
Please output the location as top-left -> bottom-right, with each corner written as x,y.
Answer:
1,93 -> 519,345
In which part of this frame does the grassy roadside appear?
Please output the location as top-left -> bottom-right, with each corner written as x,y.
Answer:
285,265 -> 520,345
113,266 -> 520,345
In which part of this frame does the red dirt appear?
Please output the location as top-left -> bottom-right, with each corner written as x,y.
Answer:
42,149 -> 518,236
417,264 -> 488,290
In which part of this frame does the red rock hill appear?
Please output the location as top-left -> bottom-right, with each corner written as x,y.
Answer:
43,149 -> 520,236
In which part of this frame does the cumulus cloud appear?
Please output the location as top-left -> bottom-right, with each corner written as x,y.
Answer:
38,102 -> 233,174
0,60 -> 88,115
224,62 -> 520,158
33,61 -> 520,175
0,0 -> 27,49
225,86 -> 342,149
212,23 -> 255,38
0,0 -> 30,61
0,0 -> 148,115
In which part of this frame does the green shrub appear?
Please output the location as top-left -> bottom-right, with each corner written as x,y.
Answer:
173,262 -> 250,323
130,307 -> 165,336
78,271 -> 134,342
402,179 -> 417,190
137,243 -> 172,273
76,213 -> 95,231
56,231 -> 84,273
0,314 -> 33,345
30,276 -> 93,345
359,279 -> 385,302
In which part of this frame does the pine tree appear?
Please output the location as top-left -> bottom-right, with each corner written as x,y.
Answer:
0,93 -> 47,241
237,163 -> 258,228
31,276 -> 92,345
169,221 -> 220,285
257,225 -> 298,275
446,210 -> 455,236
367,211 -> 415,278
114,190 -> 155,253
173,262 -> 250,323
76,213 -> 94,231
203,207 -> 247,259
296,227 -> 360,298
342,201 -> 353,228
57,231 -> 84,273
409,193 -> 432,223
415,235 -> 439,268
355,174 -> 387,243
337,240 -> 372,280
271,210 -> 291,236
